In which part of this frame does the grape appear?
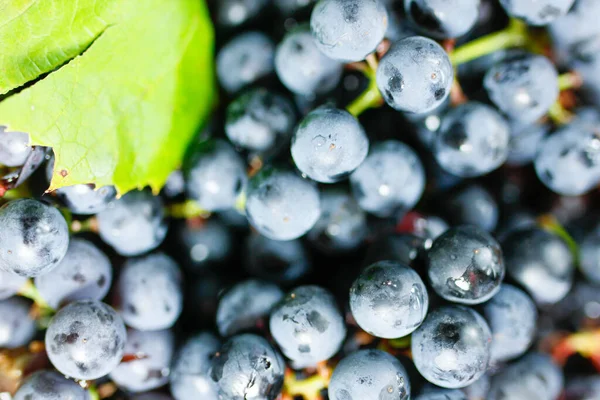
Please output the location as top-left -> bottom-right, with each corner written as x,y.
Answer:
244,233 -> 311,284
488,353 -> 563,400
565,376 -> 600,400
549,0 -> 600,62
245,167 -> 321,241
350,140 -> 425,217
307,189 -> 367,253
97,190 -> 167,256
376,36 -> 453,114
217,0 -> 268,27
292,107 -> 368,183
0,296 -> 36,348
34,238 -> 112,309
445,185 -> 499,232
0,269 -> 27,300
170,332 -> 221,400
427,226 -> 504,305
415,387 -> 467,400
45,300 -> 126,380
328,349 -> 410,400
499,0 -> 576,26
483,52 -> 559,124
109,328 -> 175,392
581,231 -> 600,284
114,253 -> 183,331
163,170 -> 185,198
176,217 -> 233,272
184,139 -> 247,211
480,284 -> 537,363
461,374 -> 491,400
210,334 -> 285,400
404,0 -> 480,39
57,185 -> 117,215
350,261 -> 428,338
13,370 -> 89,400
0,128 -> 32,167
225,88 -> 296,154
217,280 -> 284,336
433,102 -> 510,177
0,199 -> 69,277
502,227 -> 574,305
216,31 -> 274,93
534,122 -> 600,196
270,285 -> 346,368
310,0 -> 388,62
506,120 -> 549,166
275,26 -> 344,96
411,306 -> 492,389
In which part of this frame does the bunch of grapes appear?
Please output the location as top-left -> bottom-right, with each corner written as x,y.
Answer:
2,0 -> 600,399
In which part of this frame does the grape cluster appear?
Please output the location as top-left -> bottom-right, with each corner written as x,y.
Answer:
3,0 -> 600,399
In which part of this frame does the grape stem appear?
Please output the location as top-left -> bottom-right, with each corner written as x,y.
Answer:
166,199 -> 210,219
547,101 -> 574,125
346,53 -> 383,117
558,71 -> 583,91
450,19 -> 529,66
537,214 -> 579,264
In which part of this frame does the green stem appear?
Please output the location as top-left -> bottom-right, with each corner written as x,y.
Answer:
451,19 -> 529,66
538,214 -> 580,265
87,385 -> 100,400
18,280 -> 52,310
558,72 -> 582,91
167,199 -> 210,219
346,75 -> 383,117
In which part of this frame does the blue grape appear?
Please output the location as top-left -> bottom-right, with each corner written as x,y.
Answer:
376,36 -> 453,114
0,269 -> 26,300
244,233 -> 311,284
115,253 -> 183,331
210,334 -> 284,400
163,170 -> 185,198
184,139 -> 247,211
506,120 -> 549,166
488,353 -> 563,400
565,376 -> 600,400
216,0 -> 268,27
34,238 -> 112,309
310,0 -> 388,62
445,185 -> 499,232
131,394 -> 173,400
433,102 -> 510,177
109,328 -> 175,392
225,88 -> 296,154
414,388 -> 467,400
245,167 -> 321,241
0,199 -> 69,277
500,0 -> 576,26
411,306 -> 492,389
405,0 -> 480,38
275,26 -> 344,96
177,217 -> 233,272
0,296 -> 36,348
350,261 -> 428,338
170,332 -> 221,400
14,370 -> 89,400
0,128 -> 31,167
217,280 -> 284,336
534,121 -> 600,196
270,285 -> 346,368
45,300 -> 126,380
307,189 -> 367,253
480,284 -> 537,363
56,185 -> 116,215
328,349 -> 410,400
97,190 -> 167,256
350,140 -> 425,217
581,231 -> 600,284
217,31 -> 274,93
292,107 -> 369,183
502,227 -> 574,305
549,0 -> 600,62
364,233 -> 428,267
427,226 -> 504,305
461,374 -> 491,400
484,52 -> 559,124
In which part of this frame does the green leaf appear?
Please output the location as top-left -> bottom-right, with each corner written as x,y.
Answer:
0,0 -> 215,194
